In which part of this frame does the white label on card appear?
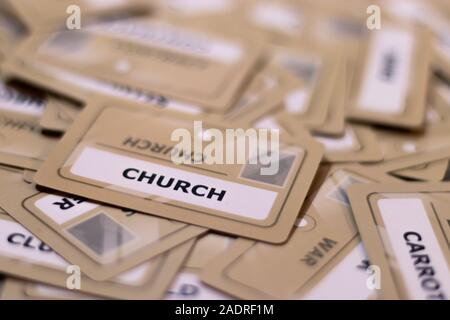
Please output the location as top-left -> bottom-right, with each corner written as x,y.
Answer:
0,219 -> 68,269
166,0 -> 233,15
357,27 -> 415,114
69,147 -> 278,220
284,89 -> 308,114
303,242 -> 374,300
34,195 -> 99,225
250,3 -> 302,34
377,198 -> 450,300
254,116 -> 281,130
84,0 -> 126,9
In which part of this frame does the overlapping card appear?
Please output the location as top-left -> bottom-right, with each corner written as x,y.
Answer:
0,0 -> 449,301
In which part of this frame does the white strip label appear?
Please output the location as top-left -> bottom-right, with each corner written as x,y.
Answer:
0,84 -> 45,117
357,27 -> 414,114
303,243 -> 374,300
70,147 -> 278,220
84,0 -> 126,9
87,21 -> 243,64
0,219 -> 68,269
284,89 -> 308,114
34,195 -> 99,225
166,0 -> 233,15
250,3 -> 302,34
378,198 -> 450,300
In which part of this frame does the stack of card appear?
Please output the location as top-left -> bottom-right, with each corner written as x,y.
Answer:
0,0 -> 448,300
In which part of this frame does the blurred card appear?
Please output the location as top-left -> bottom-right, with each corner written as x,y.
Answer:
348,24 -> 431,129
348,182 -> 450,299
202,165 -> 396,299
35,103 -> 323,243
0,168 -> 206,281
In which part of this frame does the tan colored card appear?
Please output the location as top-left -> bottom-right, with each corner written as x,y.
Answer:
392,158 -> 450,182
1,56 -> 205,116
285,123 -> 383,163
39,99 -> 81,133
277,54 -> 347,136
269,45 -> 338,130
0,278 -> 34,300
166,233 -> 233,300
348,183 -> 450,300
236,0 -> 308,46
431,78 -> 450,112
366,99 -> 450,173
201,165 -> 397,299
227,48 -> 343,137
6,0 -> 152,31
0,81 -> 62,169
208,64 -> 298,126
0,173 -> 206,281
25,281 -> 99,300
35,102 -> 323,243
16,17 -> 263,112
0,207 -> 194,299
0,8 -> 25,60
0,278 -> 98,300
14,234 -> 235,301
348,23 -> 431,129
372,146 -> 450,176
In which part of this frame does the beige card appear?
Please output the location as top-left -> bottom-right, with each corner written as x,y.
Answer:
0,7 -> 25,60
6,0 -> 152,31
2,57 -> 204,116
201,165 -> 396,299
166,233 -> 233,300
16,17 -> 263,111
237,0 -> 308,46
1,278 -> 35,300
392,159 -> 450,182
25,281 -> 99,300
348,23 -> 431,129
366,96 -> 450,173
283,123 -> 383,164
35,103 -> 323,243
269,45 -> 338,130
39,98 -> 81,133
8,234 -> 235,301
0,81 -> 59,170
277,54 -> 347,136
0,278 -> 98,300
431,78 -> 450,112
348,183 -> 450,300
0,207 -> 194,299
208,64 -> 298,126
0,171 -> 206,281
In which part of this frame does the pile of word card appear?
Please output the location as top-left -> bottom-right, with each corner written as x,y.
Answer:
0,0 -> 449,301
